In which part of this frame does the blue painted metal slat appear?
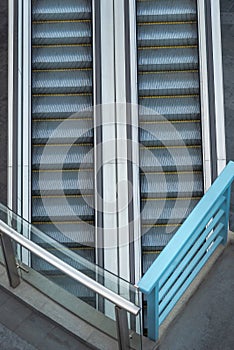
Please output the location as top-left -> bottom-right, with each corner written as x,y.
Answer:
138,171 -> 232,295
158,196 -> 226,289
138,161 -> 234,340
159,209 -> 225,301
159,222 -> 224,313
158,235 -> 223,325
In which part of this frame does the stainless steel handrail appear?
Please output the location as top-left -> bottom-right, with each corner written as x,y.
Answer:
0,219 -> 140,316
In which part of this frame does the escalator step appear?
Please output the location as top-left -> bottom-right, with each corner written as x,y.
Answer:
138,71 -> 199,96
137,0 -> 197,22
32,196 -> 94,221
32,169 -> 93,195
31,247 -> 95,274
141,197 -> 200,224
32,221 -> 94,245
32,95 -> 92,118
32,144 -> 93,169
138,46 -> 198,71
142,224 -> 181,248
137,23 -> 198,47
32,119 -> 93,143
32,0 -> 92,21
140,121 -> 201,146
32,70 -> 92,94
140,171 -> 203,197
32,21 -> 92,45
142,251 -> 161,275
140,146 -> 202,172
139,95 -> 200,121
32,46 -> 92,69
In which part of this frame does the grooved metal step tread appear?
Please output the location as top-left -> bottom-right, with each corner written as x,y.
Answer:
140,121 -> 201,146
32,70 -> 92,94
141,197 -> 200,224
32,22 -> 92,45
31,248 -> 95,274
32,196 -> 94,220
141,172 -> 203,197
32,222 -> 94,245
138,71 -> 199,96
137,23 -> 198,47
142,224 -> 181,248
32,119 -> 93,143
138,47 -> 198,71
140,146 -> 202,172
31,271 -> 96,298
32,0 -> 92,21
32,95 -> 92,118
32,46 -> 92,69
143,253 -> 160,274
32,144 -> 93,169
139,95 -> 200,121
137,0 -> 197,22
32,169 -> 93,195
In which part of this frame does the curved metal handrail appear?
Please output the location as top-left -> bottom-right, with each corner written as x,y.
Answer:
0,219 -> 140,316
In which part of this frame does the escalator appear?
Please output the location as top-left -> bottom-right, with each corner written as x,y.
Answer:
136,0 -> 204,274
31,0 -> 95,304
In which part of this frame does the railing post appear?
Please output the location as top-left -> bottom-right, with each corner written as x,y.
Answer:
0,232 -> 20,288
224,184 -> 232,244
222,187 -> 232,245
115,306 -> 130,350
147,284 -> 159,341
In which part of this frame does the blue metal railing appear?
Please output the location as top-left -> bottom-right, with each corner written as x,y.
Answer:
138,161 -> 234,341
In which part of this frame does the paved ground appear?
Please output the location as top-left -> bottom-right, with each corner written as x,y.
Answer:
0,286 -> 95,350
159,243 -> 234,350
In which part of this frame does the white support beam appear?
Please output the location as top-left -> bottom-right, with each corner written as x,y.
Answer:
22,0 -> 32,264
129,0 -> 142,283
210,0 -> 226,175
17,0 -> 23,216
197,0 -> 212,192
100,0 -> 118,277
8,0 -> 14,210
114,0 -> 130,283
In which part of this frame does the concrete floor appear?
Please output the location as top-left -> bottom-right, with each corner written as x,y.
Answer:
0,286 -> 95,350
159,243 -> 234,350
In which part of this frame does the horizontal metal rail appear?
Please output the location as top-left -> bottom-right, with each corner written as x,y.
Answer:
0,219 -> 140,316
138,161 -> 234,340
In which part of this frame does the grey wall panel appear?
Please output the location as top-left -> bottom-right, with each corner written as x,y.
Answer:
0,0 -> 8,205
221,1 -> 234,230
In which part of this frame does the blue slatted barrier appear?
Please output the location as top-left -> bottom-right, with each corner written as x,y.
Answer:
138,161 -> 234,340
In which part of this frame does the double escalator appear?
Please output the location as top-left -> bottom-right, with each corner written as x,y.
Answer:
29,0 -> 204,312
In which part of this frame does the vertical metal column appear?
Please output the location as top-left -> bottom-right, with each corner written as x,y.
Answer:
115,306 -> 130,350
0,233 -> 20,288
